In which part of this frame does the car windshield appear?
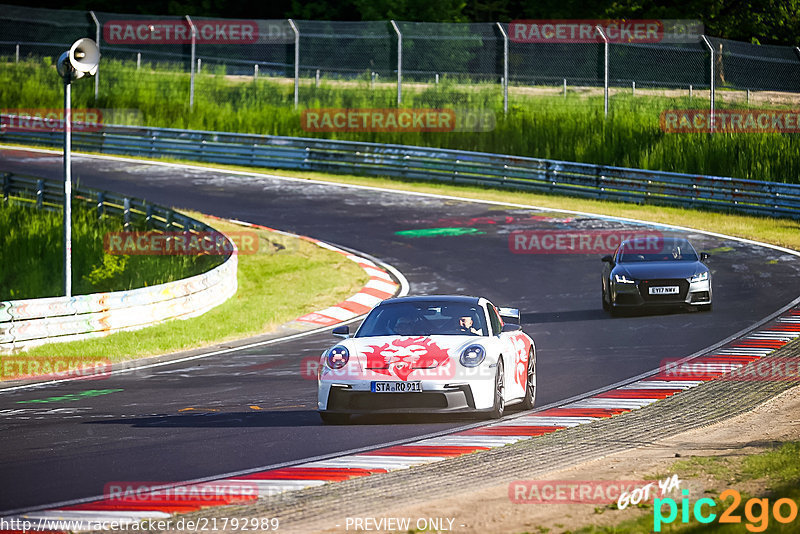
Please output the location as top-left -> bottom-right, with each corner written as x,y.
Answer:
355,301 -> 488,337
617,237 -> 699,263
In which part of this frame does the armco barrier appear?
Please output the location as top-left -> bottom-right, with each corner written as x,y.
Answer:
0,173 -> 238,351
2,118 -> 799,219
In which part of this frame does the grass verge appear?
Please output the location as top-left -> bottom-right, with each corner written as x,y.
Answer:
0,200 -> 221,300
1,58 -> 798,183
10,214 -> 368,364
573,442 -> 800,533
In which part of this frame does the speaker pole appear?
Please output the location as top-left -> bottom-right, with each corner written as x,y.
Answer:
56,38 -> 99,298
63,77 -> 72,298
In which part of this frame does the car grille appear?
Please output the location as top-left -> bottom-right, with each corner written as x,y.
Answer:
330,390 -> 449,410
639,279 -> 689,302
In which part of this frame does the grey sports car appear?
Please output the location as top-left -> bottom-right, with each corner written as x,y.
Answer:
601,236 -> 712,314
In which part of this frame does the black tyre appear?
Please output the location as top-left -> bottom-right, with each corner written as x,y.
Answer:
488,359 -> 505,419
521,348 -> 536,410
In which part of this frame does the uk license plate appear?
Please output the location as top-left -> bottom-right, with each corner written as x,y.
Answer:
649,286 -> 679,295
371,381 -> 422,393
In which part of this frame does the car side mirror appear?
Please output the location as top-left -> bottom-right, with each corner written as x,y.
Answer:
332,325 -> 350,338
502,324 -> 522,333
602,255 -> 613,263
700,252 -> 710,261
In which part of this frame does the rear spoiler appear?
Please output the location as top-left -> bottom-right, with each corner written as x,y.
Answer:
498,307 -> 520,324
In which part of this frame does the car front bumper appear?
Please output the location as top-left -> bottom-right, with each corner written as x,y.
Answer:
317,368 -> 497,414
611,278 -> 711,308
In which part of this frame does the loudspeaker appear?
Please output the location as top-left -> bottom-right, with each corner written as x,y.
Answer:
57,38 -> 99,81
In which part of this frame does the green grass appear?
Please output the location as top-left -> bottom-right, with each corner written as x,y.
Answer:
1,58 -> 798,183
571,442 -> 800,533
0,200 -> 220,300
18,215 -> 368,362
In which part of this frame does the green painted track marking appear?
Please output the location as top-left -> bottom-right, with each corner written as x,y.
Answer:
16,389 -> 124,404
395,227 -> 486,238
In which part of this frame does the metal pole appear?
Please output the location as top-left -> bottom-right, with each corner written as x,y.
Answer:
186,15 -> 196,110
63,80 -> 72,298
316,69 -> 320,87
15,43 -> 19,63
197,58 -> 202,73
632,81 -> 635,96
701,35 -> 714,133
496,22 -> 508,114
137,52 -> 141,69
89,11 -> 100,100
595,25 -> 609,118
563,78 -> 567,98
288,19 -> 299,109
254,64 -> 258,80
391,20 -> 402,106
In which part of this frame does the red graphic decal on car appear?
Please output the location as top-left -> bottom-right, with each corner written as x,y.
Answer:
363,337 -> 450,381
510,334 -> 530,387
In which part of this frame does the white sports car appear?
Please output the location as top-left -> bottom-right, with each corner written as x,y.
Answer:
317,295 -> 536,424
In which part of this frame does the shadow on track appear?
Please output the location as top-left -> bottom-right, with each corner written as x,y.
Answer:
85,410 -> 503,428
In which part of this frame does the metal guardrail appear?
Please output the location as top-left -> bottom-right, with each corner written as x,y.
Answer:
2,119 -> 799,219
0,172 -> 238,351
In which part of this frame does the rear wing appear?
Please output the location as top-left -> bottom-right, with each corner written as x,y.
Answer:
498,307 -> 520,324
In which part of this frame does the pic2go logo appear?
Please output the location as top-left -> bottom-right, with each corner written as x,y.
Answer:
654,489 -> 799,532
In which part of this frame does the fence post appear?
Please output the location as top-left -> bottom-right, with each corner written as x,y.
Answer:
496,22 -> 509,114
185,15 -> 196,110
15,43 -> 19,63
197,58 -> 202,73
123,197 -> 131,231
2,173 -> 10,201
36,179 -> 44,209
701,35 -> 715,133
89,11 -> 100,100
595,25 -> 609,118
288,19 -> 300,109
391,20 -> 402,106
97,191 -> 105,219
254,64 -> 258,80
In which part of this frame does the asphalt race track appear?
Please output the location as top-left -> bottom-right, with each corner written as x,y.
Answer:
2,148 -> 799,513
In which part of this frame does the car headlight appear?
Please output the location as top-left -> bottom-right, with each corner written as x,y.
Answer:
460,344 -> 486,367
690,271 -> 709,283
326,346 -> 350,369
614,274 -> 636,284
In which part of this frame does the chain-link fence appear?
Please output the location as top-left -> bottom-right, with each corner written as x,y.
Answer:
1,4 -> 799,127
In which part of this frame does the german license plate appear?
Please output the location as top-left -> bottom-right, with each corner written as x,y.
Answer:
649,286 -> 679,295
371,381 -> 422,393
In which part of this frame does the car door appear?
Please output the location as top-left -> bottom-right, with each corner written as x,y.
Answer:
487,304 -> 528,400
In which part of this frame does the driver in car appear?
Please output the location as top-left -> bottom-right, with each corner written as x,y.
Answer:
458,315 -> 482,335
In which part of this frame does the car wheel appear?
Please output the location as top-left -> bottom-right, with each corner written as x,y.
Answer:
697,303 -> 713,312
488,359 -> 505,419
602,284 -> 610,311
521,348 -> 536,410
319,412 -> 349,425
